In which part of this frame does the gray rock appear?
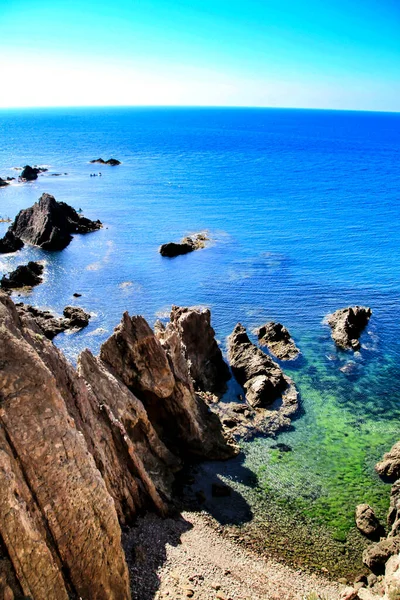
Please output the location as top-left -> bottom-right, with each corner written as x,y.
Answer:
257,321 -> 300,360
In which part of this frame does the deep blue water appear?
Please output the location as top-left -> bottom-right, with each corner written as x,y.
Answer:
1,107 -> 400,547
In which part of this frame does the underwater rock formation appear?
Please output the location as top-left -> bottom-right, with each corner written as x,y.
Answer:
159,233 -> 208,257
326,306 -> 372,351
169,305 -> 231,393
9,193 -> 102,250
257,321 -> 300,360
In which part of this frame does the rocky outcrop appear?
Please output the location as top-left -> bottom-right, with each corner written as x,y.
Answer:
10,193 -> 102,250
376,442 -> 400,481
356,504 -> 384,540
363,539 -> 400,574
159,233 -> 208,258
0,231 -> 24,254
0,177 -> 9,187
257,321 -> 300,360
169,306 -> 231,393
100,312 -> 237,460
1,261 -> 43,290
90,158 -> 121,165
228,323 -> 288,408
326,306 -> 372,351
15,303 -> 90,339
19,165 -> 47,181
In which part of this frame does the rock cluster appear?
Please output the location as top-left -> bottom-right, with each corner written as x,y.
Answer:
0,292 -> 236,599
9,193 -> 102,250
327,306 -> 372,351
19,165 -> 48,180
90,158 -> 121,165
0,261 -> 44,290
0,231 -> 24,254
15,303 -> 90,339
159,233 -> 208,257
257,321 -> 300,360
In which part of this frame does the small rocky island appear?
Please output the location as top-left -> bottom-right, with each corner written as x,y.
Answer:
327,305 -> 372,350
257,321 -> 300,360
90,158 -> 121,165
159,232 -> 208,257
0,261 -> 44,290
0,193 -> 102,252
19,165 -> 48,181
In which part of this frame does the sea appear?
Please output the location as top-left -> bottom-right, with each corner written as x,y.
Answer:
1,106 -> 399,573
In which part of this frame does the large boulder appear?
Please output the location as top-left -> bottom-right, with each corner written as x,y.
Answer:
355,504 -> 384,539
169,305 -> 231,393
326,306 -> 372,351
10,193 -> 102,250
0,230 -> 24,254
159,233 -> 208,258
376,442 -> 400,481
363,538 -> 400,574
257,321 -> 300,360
1,261 -> 43,290
228,323 -> 287,408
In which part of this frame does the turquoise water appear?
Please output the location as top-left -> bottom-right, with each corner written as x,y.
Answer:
0,107 -> 399,551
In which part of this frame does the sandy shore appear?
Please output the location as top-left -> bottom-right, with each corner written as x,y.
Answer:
124,511 -> 343,600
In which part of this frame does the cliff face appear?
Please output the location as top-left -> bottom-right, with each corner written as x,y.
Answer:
0,294 -> 236,599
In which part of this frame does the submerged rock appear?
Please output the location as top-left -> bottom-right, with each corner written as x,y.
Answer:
0,230 -> 24,254
10,192 -> 102,250
90,158 -> 121,165
228,323 -> 287,408
326,306 -> 372,351
1,261 -> 44,290
169,305 -> 231,393
159,233 -> 208,257
257,321 -> 300,360
375,442 -> 400,481
355,504 -> 384,539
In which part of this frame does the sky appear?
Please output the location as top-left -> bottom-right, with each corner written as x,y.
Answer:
0,0 -> 399,110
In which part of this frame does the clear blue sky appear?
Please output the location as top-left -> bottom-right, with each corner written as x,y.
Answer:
1,0 -> 399,110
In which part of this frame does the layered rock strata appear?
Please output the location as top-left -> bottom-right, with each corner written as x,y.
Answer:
9,193 -> 102,250
327,306 -> 372,351
0,292 -> 236,598
257,321 -> 300,360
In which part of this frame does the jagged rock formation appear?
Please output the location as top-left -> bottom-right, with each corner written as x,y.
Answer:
355,504 -> 384,540
90,158 -> 121,165
15,303 -> 90,339
159,233 -> 208,258
0,231 -> 24,254
376,442 -> 400,481
100,312 -> 236,460
9,193 -> 102,250
228,323 -> 288,408
169,305 -> 231,393
0,261 -> 43,290
19,165 -> 47,180
326,306 -> 372,351
257,321 -> 300,360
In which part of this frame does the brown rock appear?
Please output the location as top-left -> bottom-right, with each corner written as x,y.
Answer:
376,442 -> 400,481
257,321 -> 300,360
326,306 -> 372,351
355,504 -> 384,539
362,537 -> 400,574
159,233 -> 208,258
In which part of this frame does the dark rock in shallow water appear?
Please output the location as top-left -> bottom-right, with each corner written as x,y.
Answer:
375,442 -> 400,481
169,305 -> 231,393
228,323 -> 288,408
1,262 -> 43,290
159,233 -> 208,258
0,177 -> 9,187
355,504 -> 384,539
326,306 -> 372,351
63,306 -> 90,328
90,158 -> 121,165
257,321 -> 300,360
73,292 -> 82,297
0,230 -> 24,254
10,193 -> 102,250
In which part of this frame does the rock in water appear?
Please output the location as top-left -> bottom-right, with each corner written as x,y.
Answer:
228,323 -> 287,408
10,193 -> 102,250
1,261 -> 43,289
326,306 -> 372,350
0,177 -> 9,187
169,305 -> 231,393
159,233 -> 208,257
355,504 -> 384,539
0,230 -> 24,254
375,442 -> 400,481
257,321 -> 300,360
19,165 -> 47,181
90,158 -> 121,165
63,306 -> 90,328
